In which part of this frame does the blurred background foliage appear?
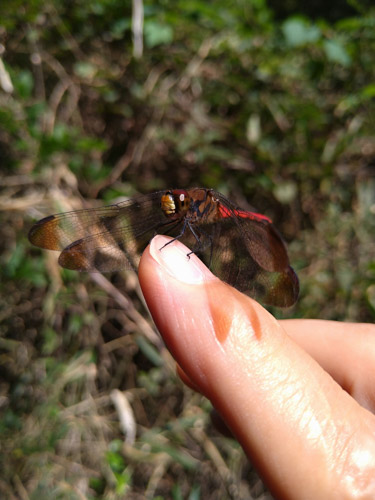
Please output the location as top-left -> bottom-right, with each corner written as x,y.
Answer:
0,0 -> 374,498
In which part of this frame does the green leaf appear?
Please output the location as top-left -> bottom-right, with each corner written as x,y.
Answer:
323,39 -> 351,67
73,61 -> 97,79
188,485 -> 201,500
361,83 -> 375,98
42,327 -> 61,355
13,69 -> 34,98
111,18 -> 131,39
282,18 -> 321,47
114,470 -> 131,495
144,21 -> 173,48
106,450 -> 125,473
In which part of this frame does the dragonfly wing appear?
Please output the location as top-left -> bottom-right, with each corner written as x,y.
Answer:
57,227 -> 139,272
187,216 -> 298,307
259,265 -> 299,307
213,191 -> 290,272
28,206 -> 122,251
28,188 -> 298,305
237,219 -> 290,272
29,192 -> 177,272
219,220 -> 298,306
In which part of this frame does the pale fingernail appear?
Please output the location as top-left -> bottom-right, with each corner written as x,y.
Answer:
149,235 -> 215,285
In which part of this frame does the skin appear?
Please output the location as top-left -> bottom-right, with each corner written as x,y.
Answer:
138,235 -> 375,500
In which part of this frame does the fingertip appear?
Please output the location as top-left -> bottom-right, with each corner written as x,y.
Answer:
139,235 -> 221,347
148,235 -> 216,285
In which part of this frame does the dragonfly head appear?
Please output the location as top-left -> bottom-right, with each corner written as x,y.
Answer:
161,190 -> 190,219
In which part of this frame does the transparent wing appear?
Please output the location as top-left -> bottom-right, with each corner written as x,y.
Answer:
29,189 -> 299,306
179,192 -> 299,307
28,192 -> 178,271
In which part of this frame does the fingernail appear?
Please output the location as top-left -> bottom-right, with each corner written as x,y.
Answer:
149,235 -> 215,285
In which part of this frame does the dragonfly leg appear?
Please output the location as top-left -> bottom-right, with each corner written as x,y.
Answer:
158,219 -> 214,268
186,224 -> 214,267
158,219 -> 189,250
158,219 -> 206,259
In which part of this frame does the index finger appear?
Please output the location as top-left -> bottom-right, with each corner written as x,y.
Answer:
139,236 -> 375,499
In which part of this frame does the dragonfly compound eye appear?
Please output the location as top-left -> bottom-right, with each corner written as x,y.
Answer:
161,192 -> 177,217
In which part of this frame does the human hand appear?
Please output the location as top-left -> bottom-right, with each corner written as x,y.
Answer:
139,235 -> 375,500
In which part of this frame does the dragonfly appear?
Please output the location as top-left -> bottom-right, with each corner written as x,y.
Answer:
28,188 -> 299,307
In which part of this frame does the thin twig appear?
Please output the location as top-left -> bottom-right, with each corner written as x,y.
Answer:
89,272 -> 161,347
